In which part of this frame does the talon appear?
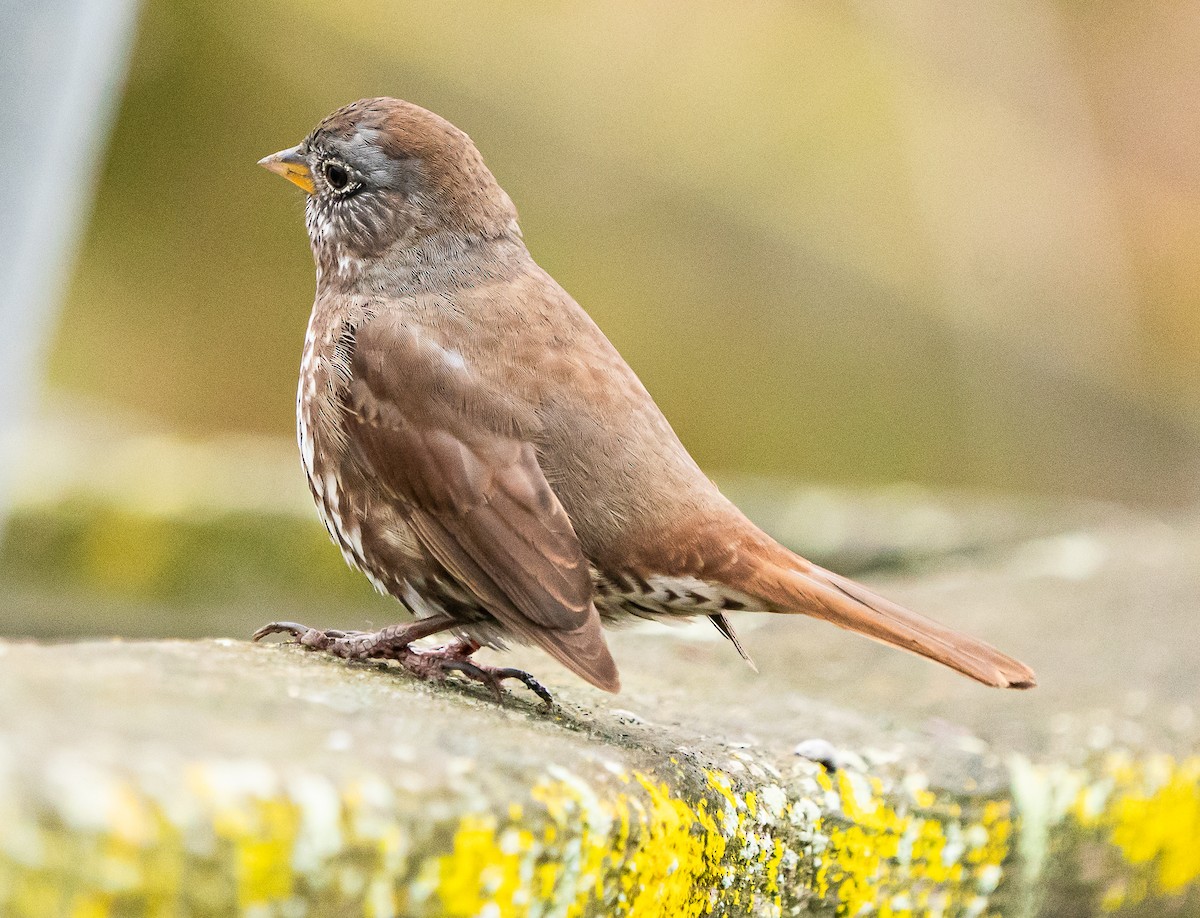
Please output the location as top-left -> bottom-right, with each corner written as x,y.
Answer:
509,671 -> 554,709
426,656 -> 553,707
440,659 -> 504,703
490,668 -> 554,708
252,621 -> 311,642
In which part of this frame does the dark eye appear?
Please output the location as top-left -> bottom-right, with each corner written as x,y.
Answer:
323,161 -> 350,191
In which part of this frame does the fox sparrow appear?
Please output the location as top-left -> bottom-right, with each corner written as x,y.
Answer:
255,98 -> 1035,702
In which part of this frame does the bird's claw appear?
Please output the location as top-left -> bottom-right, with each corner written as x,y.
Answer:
252,621 -> 311,643
252,621 -> 349,649
433,658 -> 553,708
251,620 -> 553,708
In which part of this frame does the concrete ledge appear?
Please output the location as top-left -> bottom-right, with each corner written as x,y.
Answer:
1,640 -> 1197,917
4,481 -> 1200,916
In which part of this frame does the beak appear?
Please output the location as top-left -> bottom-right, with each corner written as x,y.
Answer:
257,145 -> 314,194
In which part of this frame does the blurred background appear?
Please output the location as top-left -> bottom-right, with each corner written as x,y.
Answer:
3,0 -> 1198,640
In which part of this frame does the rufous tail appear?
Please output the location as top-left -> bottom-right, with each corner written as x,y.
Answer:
747,558 -> 1036,689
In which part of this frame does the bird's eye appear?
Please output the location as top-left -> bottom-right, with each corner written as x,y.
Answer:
323,161 -> 351,191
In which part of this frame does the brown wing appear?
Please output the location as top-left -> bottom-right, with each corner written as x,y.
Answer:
344,311 -> 619,692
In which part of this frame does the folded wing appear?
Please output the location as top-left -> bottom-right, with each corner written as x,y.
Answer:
344,311 -> 620,692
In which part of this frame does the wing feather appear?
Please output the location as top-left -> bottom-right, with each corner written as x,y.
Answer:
344,312 -> 619,691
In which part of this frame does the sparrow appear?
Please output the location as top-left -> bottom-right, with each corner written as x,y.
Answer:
254,97 -> 1036,702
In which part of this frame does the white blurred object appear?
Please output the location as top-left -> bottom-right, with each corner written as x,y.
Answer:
0,0 -> 141,531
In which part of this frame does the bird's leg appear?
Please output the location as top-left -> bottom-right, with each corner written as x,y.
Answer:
252,619 -> 553,706
399,638 -> 554,708
252,615 -> 456,660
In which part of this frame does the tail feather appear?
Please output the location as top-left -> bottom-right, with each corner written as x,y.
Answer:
710,613 -> 758,672
749,561 -> 1036,689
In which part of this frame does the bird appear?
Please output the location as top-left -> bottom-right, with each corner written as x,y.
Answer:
254,97 -> 1036,702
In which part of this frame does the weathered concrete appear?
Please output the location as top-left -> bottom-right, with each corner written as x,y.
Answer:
1,499 -> 1199,916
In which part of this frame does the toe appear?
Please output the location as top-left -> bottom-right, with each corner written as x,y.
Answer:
494,668 -> 554,708
439,659 -> 504,702
252,621 -> 311,642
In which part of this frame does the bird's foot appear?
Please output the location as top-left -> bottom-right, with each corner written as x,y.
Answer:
252,621 -> 553,707
252,620 -> 435,660
401,639 -> 554,708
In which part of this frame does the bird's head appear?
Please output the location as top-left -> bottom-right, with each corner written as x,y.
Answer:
259,97 -> 519,283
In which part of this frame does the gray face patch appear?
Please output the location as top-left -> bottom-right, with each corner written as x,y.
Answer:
290,103 -> 521,290
302,129 -> 428,274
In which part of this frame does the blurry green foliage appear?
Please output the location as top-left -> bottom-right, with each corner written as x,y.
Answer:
2,500 -> 374,607
46,0 -> 1200,506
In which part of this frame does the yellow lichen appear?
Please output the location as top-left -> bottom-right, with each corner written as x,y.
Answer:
812,766 -> 1013,917
427,761 -> 1019,917
1070,754 -> 1200,908
437,814 -> 531,917
8,748 -> 1131,918
223,799 -> 300,909
432,768 -> 790,918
